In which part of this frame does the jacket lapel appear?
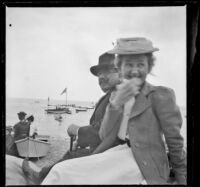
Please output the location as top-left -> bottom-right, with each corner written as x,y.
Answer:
129,82 -> 155,119
89,90 -> 112,125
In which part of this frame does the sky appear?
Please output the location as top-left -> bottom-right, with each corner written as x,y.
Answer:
6,7 -> 186,107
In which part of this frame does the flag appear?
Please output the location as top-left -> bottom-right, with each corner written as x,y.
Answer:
61,88 -> 67,95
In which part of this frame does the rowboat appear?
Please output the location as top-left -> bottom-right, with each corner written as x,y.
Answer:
15,136 -> 50,158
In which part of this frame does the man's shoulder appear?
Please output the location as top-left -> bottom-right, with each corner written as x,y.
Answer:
151,86 -> 175,99
14,121 -> 27,127
148,85 -> 176,108
13,121 -> 21,128
99,90 -> 114,102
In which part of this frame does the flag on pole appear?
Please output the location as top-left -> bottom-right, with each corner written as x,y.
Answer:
48,97 -> 50,106
61,88 -> 67,95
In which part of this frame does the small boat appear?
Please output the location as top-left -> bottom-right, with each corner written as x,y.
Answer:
75,108 -> 87,113
45,91 -> 72,114
45,106 -> 72,114
15,136 -> 50,158
54,114 -> 63,121
85,106 -> 95,109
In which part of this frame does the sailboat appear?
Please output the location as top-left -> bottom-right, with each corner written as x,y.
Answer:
45,88 -> 72,114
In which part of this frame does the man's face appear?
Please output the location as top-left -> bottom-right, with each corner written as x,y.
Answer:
119,54 -> 149,84
97,68 -> 120,93
18,115 -> 25,121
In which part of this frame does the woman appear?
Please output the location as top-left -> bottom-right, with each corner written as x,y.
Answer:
93,37 -> 187,184
26,115 -> 38,138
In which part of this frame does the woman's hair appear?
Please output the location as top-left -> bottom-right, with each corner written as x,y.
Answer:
27,115 -> 34,122
115,53 -> 156,73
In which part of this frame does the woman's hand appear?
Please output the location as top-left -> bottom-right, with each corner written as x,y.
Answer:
111,78 -> 142,108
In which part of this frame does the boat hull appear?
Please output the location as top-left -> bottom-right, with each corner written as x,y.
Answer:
15,137 -> 50,158
45,109 -> 71,114
75,109 -> 87,113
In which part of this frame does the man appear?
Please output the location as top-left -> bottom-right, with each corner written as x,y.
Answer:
7,111 -> 29,156
13,111 -> 29,141
22,52 -> 121,184
67,53 -> 120,152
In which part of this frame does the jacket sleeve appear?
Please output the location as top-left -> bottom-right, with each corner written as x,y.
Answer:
99,103 -> 123,141
152,87 -> 187,184
77,125 -> 101,149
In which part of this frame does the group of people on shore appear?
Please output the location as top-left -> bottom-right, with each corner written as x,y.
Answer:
6,37 -> 186,185
6,111 -> 37,157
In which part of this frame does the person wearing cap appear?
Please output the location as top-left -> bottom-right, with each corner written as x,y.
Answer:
21,52 -> 121,184
67,52 -> 120,151
13,111 -> 30,141
6,112 -> 30,157
92,37 -> 186,184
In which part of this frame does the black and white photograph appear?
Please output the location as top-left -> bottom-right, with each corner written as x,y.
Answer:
5,5 -> 189,185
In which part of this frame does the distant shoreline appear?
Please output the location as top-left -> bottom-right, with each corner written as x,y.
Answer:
6,97 -> 186,110
6,97 -> 95,105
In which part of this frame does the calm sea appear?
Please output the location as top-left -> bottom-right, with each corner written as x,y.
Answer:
6,97 -> 187,146
6,98 -> 95,139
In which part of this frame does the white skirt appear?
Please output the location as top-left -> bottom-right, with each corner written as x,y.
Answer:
42,144 -> 147,185
6,155 -> 40,185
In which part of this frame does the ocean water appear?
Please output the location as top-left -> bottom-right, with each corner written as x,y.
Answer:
6,97 -> 187,147
6,98 -> 95,139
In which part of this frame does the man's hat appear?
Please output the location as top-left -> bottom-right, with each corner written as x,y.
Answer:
17,111 -> 27,116
107,37 -> 159,55
90,53 -> 116,76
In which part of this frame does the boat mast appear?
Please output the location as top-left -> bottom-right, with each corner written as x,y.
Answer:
66,86 -> 67,107
48,97 -> 50,109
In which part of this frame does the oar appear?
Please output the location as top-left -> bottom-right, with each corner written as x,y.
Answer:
70,136 -> 74,152
69,135 -> 77,152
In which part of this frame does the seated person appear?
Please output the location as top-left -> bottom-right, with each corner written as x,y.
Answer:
92,37 -> 187,184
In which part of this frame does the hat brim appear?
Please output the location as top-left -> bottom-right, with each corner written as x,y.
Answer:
107,48 -> 159,55
90,64 -> 116,76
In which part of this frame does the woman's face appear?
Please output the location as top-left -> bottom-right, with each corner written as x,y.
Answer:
119,54 -> 149,84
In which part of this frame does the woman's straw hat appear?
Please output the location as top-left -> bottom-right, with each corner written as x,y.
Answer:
107,37 -> 159,55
